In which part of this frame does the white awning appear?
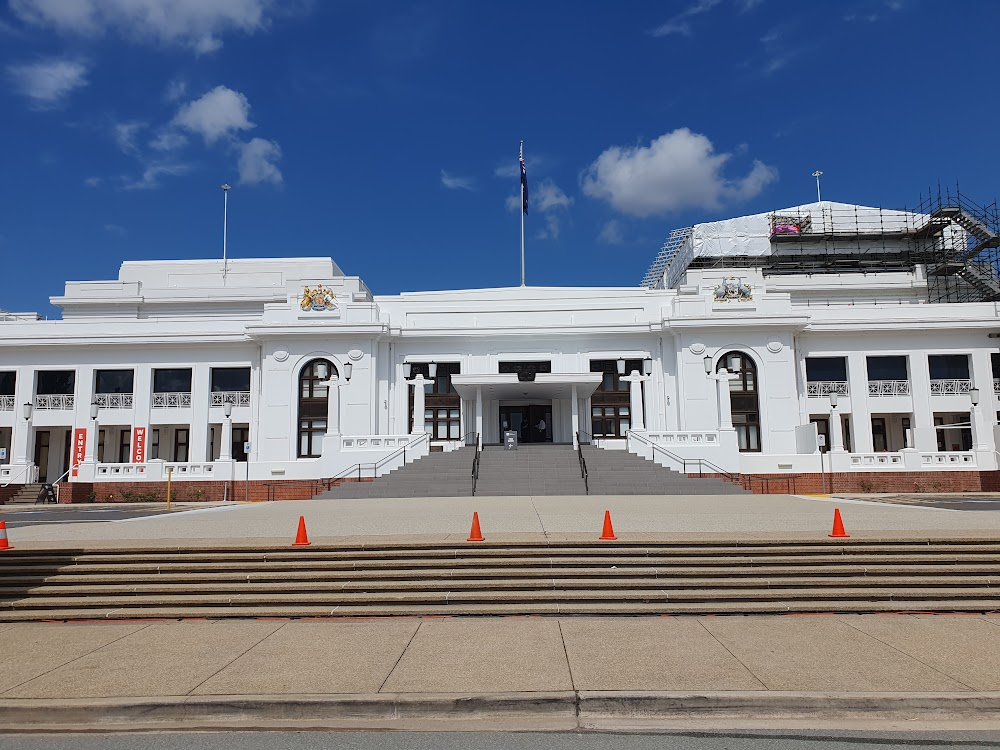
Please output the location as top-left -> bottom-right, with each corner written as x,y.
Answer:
450,373 -> 603,401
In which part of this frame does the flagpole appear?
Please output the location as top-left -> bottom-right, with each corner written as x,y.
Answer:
520,141 -> 525,287
221,183 -> 230,282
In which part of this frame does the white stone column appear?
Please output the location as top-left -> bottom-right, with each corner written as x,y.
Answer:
970,350 -> 995,453
830,407 -> 846,452
845,352 -> 874,453
410,374 -> 428,434
571,384 -> 580,448
190,364 -> 211,462
475,386 -> 483,447
220,415 -> 233,461
11,366 -> 33,467
716,368 -> 735,431
325,377 -> 341,437
12,411 -> 31,466
971,403 -> 992,452
623,370 -> 648,431
908,353 -> 937,451
86,416 -> 99,463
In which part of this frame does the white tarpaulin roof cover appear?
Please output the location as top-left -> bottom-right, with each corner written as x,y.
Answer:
663,201 -> 930,289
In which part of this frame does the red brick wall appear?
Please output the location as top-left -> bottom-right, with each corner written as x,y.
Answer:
55,477 -> 374,503
696,471 -> 1000,494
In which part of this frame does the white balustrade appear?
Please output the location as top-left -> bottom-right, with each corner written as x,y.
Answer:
95,463 -> 147,477
806,381 -> 849,397
211,391 -> 251,407
929,379 -> 972,395
341,435 -> 413,451
152,392 -> 192,408
644,431 -> 720,445
995,378 -> 1000,394
920,452 -> 976,467
0,395 -> 13,411
0,465 -> 38,482
848,453 -> 905,468
95,393 -> 134,409
868,380 -> 910,396
163,462 -> 215,476
35,394 -> 74,409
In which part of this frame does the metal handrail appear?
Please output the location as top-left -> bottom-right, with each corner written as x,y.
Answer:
627,430 -> 741,485
471,433 -> 481,495
575,431 -> 589,495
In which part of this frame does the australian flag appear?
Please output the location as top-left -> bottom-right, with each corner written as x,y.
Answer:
520,143 -> 528,215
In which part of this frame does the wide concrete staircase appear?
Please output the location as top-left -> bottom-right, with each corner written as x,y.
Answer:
473,445 -> 587,496
582,446 -> 745,495
2,539 -> 1000,621
316,447 -> 476,499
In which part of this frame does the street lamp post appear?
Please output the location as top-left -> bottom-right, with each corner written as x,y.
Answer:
223,400 -> 233,502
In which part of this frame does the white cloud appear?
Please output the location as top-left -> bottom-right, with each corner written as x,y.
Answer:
114,120 -> 145,154
581,128 -> 777,217
83,176 -> 102,188
598,220 -> 625,245
238,137 -> 282,185
173,85 -> 254,144
6,57 -> 89,108
164,78 -> 187,102
122,160 -> 192,190
650,0 -> 722,36
506,178 -> 573,241
104,223 -> 127,236
10,0 -> 278,53
535,180 -> 572,211
149,129 -> 188,152
441,170 -> 474,191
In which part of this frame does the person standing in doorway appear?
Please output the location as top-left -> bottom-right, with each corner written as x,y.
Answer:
535,417 -> 546,441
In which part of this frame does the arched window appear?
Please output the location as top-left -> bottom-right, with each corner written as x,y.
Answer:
718,351 -> 761,452
298,359 -> 336,458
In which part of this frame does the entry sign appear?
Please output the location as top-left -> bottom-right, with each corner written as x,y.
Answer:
504,430 -> 518,451
132,426 -> 147,463
71,427 -> 87,477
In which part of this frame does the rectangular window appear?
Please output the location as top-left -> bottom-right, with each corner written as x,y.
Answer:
866,356 -> 908,381
0,371 -> 14,396
173,428 -> 189,463
150,429 -> 160,460
409,363 -> 462,439
118,430 -> 131,464
233,427 -> 249,462
211,367 -> 251,392
37,370 -> 75,395
805,357 -> 847,381
96,370 -> 134,394
591,405 -> 631,438
153,368 -> 192,393
928,354 -> 970,380
298,419 -> 325,458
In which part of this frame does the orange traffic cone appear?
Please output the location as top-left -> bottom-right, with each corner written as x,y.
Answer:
828,508 -> 850,538
292,515 -> 311,546
0,520 -> 12,550
599,510 -> 617,541
467,512 -> 485,542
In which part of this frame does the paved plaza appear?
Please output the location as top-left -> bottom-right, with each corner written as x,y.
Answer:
4,493 -> 1000,548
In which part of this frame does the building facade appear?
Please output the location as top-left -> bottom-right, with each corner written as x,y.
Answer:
2,197 -> 999,496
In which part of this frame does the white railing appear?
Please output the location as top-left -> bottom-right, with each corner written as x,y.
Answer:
848,453 -> 905,468
643,431 -> 720,446
921,452 -> 976,467
341,435 -> 415,451
930,379 -> 972,395
0,464 -> 39,484
868,380 -> 910,396
95,393 -> 134,409
0,396 -> 13,411
35,394 -> 74,409
95,463 -> 147,477
211,391 -> 251,407
995,378 -> 1000,394
163,462 -> 215,476
807,381 -> 848,397
152,392 -> 192,408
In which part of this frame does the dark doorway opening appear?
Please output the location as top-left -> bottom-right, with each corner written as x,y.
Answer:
499,405 -> 552,444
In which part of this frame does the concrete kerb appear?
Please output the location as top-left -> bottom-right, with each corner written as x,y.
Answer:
5,691 -> 1000,732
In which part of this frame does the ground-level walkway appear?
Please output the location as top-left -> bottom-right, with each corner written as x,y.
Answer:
3,614 -> 1000,731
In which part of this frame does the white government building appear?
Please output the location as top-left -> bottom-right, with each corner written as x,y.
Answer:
1,192 -> 999,493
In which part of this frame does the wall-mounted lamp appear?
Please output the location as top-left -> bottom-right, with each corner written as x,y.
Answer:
90,400 -> 99,420
829,392 -> 839,409
971,386 -> 980,407
343,362 -> 353,382
428,362 -> 437,379
223,401 -> 233,418
403,362 -> 412,378
315,361 -> 330,380
703,356 -> 713,374
22,402 -> 31,421
616,358 -> 626,376
643,358 -> 653,376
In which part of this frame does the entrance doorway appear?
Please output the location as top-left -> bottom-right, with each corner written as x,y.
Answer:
499,405 -> 552,444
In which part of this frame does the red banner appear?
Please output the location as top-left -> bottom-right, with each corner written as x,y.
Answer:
72,428 -> 87,477
132,427 -> 146,463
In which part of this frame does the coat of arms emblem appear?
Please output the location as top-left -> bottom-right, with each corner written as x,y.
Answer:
713,277 -> 753,302
300,285 -> 337,312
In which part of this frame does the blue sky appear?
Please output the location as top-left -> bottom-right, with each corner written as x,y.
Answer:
2,0 -> 998,316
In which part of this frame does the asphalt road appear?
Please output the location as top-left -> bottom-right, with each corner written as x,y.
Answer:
0,505 -> 182,528
3,732 -> 1000,750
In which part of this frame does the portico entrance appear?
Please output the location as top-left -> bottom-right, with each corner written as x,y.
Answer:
499,404 -> 553,444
